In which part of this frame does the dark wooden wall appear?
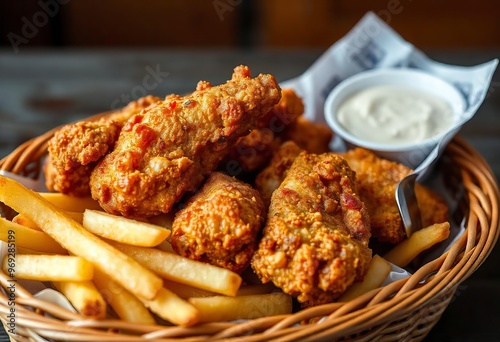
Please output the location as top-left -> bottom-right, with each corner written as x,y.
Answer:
1,0 -> 500,49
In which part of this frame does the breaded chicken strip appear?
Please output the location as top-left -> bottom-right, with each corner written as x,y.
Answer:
222,88 -> 304,173
252,152 -> 372,307
341,148 -> 449,244
254,140 -> 303,207
284,116 -> 333,154
171,172 -> 266,274
90,66 -> 281,217
44,95 -> 162,196
222,128 -> 280,175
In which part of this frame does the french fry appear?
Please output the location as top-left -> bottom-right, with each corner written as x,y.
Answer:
162,279 -> 216,299
12,214 -> 40,230
383,222 -> 451,268
2,254 -> 93,281
39,192 -> 102,212
236,283 -> 278,296
338,255 -> 392,302
162,279 -> 275,299
82,209 -> 170,247
0,217 -> 67,254
140,287 -> 199,326
155,239 -> 176,254
188,292 -> 293,323
16,247 -> 46,255
0,176 -> 163,300
93,269 -> 156,325
111,242 -> 242,297
53,281 -> 107,319
13,211 -> 83,228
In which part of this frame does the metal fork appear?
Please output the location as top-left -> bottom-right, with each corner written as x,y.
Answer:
395,136 -> 450,238
396,172 -> 422,238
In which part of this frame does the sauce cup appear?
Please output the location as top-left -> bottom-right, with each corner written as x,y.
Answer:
324,68 -> 466,168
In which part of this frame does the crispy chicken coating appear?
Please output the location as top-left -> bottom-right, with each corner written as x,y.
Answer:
222,128 -> 280,175
251,152 -> 372,307
254,140 -> 303,207
341,148 -> 449,244
171,172 -> 266,274
44,95 -> 162,196
416,184 -> 449,231
284,116 -> 333,154
90,66 -> 281,217
257,88 -> 304,130
44,119 -> 122,196
222,88 -> 304,173
109,95 -> 164,123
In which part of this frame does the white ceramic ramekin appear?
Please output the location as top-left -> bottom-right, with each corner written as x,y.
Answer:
324,68 -> 466,168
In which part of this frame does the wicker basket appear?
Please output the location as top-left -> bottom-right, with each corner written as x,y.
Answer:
0,117 -> 498,342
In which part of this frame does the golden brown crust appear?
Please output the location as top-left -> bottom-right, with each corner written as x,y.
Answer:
284,116 -> 333,154
341,148 -> 449,244
415,184 -> 449,229
44,118 -> 122,196
223,88 -> 304,173
223,129 -> 281,174
257,88 -> 304,130
251,152 -> 372,307
171,172 -> 266,274
90,66 -> 281,217
44,95 -> 163,196
254,140 -> 304,207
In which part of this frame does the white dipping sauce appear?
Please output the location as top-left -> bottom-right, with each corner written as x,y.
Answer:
336,85 -> 455,145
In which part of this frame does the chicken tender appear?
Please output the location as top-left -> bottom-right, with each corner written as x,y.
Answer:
251,152 -> 372,307
44,95 -> 162,196
284,116 -> 333,154
257,88 -> 304,130
341,148 -> 449,244
254,140 -> 303,207
171,172 -> 266,274
44,119 -> 122,196
223,128 -> 280,175
90,65 -> 281,217
416,184 -> 449,231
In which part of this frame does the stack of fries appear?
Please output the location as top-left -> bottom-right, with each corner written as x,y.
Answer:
0,176 -> 293,326
0,175 -> 450,325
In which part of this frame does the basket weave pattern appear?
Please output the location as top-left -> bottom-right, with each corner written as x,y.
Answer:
0,120 -> 498,342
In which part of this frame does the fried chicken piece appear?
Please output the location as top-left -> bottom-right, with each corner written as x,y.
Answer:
44,119 -> 122,196
171,172 -> 266,274
416,184 -> 449,230
251,152 -> 372,307
44,95 -> 162,196
222,128 -> 281,175
222,88 -> 304,173
341,148 -> 449,244
90,65 -> 281,217
253,128 -> 331,208
254,140 -> 303,207
109,95 -> 164,123
257,88 -> 304,130
284,116 -> 333,154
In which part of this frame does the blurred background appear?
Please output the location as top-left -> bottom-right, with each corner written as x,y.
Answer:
1,0 -> 500,50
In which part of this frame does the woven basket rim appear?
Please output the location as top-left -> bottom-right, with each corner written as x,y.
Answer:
0,119 -> 498,341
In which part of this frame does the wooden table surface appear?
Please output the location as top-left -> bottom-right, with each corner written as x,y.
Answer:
0,48 -> 499,341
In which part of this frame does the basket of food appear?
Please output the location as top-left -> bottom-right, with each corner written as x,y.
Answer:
0,13 -> 499,342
